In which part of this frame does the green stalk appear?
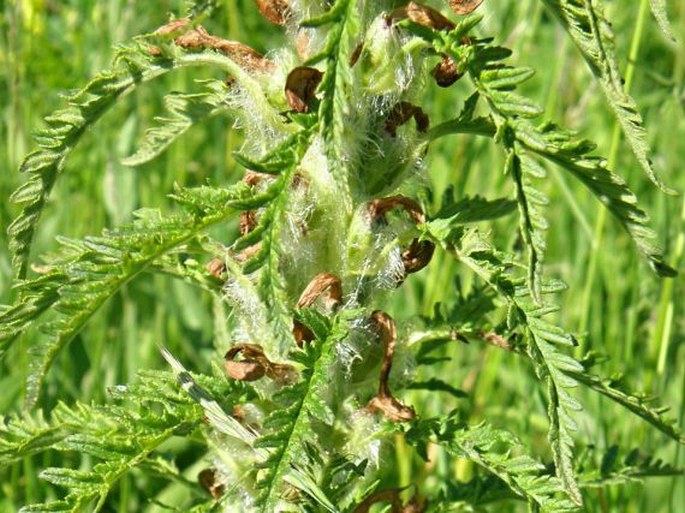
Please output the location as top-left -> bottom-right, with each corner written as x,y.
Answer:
578,0 -> 650,348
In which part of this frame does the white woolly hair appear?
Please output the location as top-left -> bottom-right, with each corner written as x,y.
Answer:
222,275 -> 271,346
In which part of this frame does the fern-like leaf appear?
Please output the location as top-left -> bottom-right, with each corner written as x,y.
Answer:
1,182 -> 268,406
2,370 -> 218,512
404,412 -> 579,512
567,354 -> 685,444
122,79 -> 231,166
648,0 -> 676,41
9,37 -> 272,279
540,0 -> 674,193
423,226 -> 584,505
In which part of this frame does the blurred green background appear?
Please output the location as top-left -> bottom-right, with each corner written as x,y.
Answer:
1,0 -> 683,511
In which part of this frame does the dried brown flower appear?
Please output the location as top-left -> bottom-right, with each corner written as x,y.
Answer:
153,18 -> 192,36
150,22 -> 274,72
293,273 -> 342,345
367,196 -> 435,278
431,54 -> 461,87
239,210 -> 258,236
368,195 -> 426,225
243,170 -> 271,187
401,239 -> 435,274
198,468 -> 226,500
206,258 -> 227,279
224,344 -> 268,381
224,343 -> 297,383
385,101 -> 429,137
285,67 -> 324,113
387,2 -> 455,31
365,311 -> 416,422
296,272 -> 343,309
448,0 -> 484,15
254,0 -> 290,25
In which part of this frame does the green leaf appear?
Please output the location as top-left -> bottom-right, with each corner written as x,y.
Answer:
405,414 -> 580,512
122,80 -> 230,166
541,0 -> 675,193
8,43 -> 268,279
648,0 -> 676,41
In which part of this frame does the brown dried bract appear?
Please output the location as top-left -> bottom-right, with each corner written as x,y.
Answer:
198,468 -> 226,500
385,102 -> 429,137
285,67 -> 324,113
387,2 -> 455,31
448,0 -> 484,15
365,311 -> 416,423
401,239 -> 435,274
255,0 -> 290,25
224,343 -> 297,383
431,54 -> 461,87
293,272 -> 343,345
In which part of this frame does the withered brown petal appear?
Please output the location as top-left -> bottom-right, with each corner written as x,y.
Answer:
198,468 -> 226,500
285,67 -> 324,113
296,272 -> 342,309
448,0 -> 484,15
174,26 -> 210,50
385,102 -> 429,137
231,242 -> 263,264
401,239 -> 435,274
431,54 -> 461,87
387,2 -> 455,31
254,0 -> 290,25
212,39 -> 274,72
480,330 -> 514,351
